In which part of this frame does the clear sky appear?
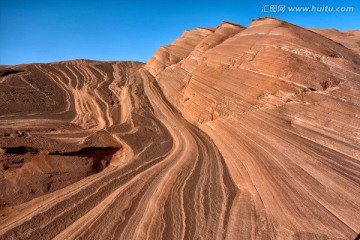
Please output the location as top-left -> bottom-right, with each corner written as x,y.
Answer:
0,0 -> 359,65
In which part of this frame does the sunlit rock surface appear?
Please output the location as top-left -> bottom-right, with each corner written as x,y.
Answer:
146,17 -> 360,239
0,17 -> 359,239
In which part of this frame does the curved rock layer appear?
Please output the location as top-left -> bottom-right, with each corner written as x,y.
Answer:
0,61 -> 235,239
0,60 -> 169,206
0,17 -> 359,240
146,18 -> 360,239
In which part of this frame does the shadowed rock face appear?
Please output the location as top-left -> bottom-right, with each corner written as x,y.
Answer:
0,17 -> 359,239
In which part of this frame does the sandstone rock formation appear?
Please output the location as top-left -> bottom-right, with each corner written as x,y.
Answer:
145,18 -> 360,239
310,28 -> 360,55
0,17 -> 359,239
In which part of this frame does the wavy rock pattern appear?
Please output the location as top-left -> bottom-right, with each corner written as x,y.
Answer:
0,17 -> 359,239
0,61 -> 235,239
146,18 -> 360,239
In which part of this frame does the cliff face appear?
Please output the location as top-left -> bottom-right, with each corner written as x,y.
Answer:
146,17 -> 360,239
0,18 -> 359,240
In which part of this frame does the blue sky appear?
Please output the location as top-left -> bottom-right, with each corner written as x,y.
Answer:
0,0 -> 359,65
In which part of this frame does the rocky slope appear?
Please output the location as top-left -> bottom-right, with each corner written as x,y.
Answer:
0,61 -> 234,239
0,17 -> 359,239
145,17 -> 360,239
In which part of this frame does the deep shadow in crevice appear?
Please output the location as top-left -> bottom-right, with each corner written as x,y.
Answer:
49,147 -> 121,173
0,69 -> 24,77
4,146 -> 38,155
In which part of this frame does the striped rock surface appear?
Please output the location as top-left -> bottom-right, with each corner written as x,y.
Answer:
0,17 -> 359,239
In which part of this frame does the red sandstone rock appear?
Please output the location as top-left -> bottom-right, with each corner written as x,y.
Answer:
0,17 -> 359,240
